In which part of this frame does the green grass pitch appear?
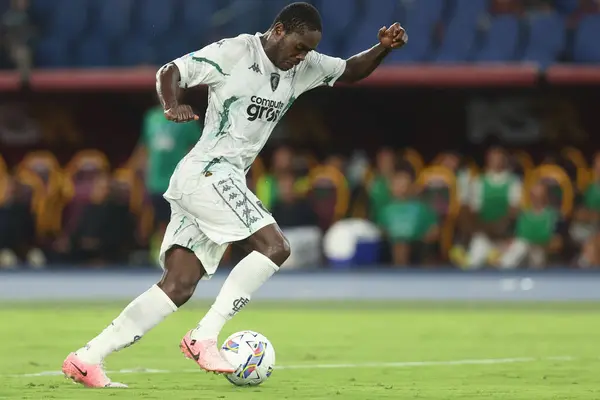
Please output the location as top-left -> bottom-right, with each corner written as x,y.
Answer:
1,301 -> 599,399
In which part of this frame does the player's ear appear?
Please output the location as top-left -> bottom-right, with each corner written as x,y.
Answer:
273,22 -> 286,38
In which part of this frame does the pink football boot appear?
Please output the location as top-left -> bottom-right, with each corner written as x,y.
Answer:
62,353 -> 127,388
180,330 -> 235,374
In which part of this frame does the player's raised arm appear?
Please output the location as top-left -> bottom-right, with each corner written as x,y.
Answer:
338,22 -> 408,83
156,39 -> 244,123
156,62 -> 199,123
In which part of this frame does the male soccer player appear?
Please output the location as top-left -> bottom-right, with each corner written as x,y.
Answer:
62,2 -> 407,388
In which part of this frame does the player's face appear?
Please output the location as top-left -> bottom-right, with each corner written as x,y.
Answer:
274,26 -> 321,70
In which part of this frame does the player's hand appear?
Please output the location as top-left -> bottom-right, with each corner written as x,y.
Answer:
378,23 -> 407,50
164,105 -> 199,123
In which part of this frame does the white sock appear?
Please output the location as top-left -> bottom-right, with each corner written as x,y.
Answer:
191,251 -> 278,341
76,284 -> 177,364
467,233 -> 493,268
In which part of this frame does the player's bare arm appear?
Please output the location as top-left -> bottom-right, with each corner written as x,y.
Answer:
156,63 -> 199,123
338,22 -> 408,83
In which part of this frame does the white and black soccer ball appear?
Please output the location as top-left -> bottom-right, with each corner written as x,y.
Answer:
221,330 -> 275,386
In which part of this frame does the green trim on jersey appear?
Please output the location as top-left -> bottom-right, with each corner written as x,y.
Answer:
216,96 -> 240,136
282,95 -> 296,115
191,57 -> 229,76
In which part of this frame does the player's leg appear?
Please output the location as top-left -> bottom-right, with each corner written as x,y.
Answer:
62,208 -> 207,387
188,223 -> 289,343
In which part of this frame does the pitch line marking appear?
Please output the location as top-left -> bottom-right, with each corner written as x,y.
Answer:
10,356 -> 575,378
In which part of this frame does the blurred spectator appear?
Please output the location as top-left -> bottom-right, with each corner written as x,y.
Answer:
256,146 -> 294,210
53,174 -> 134,265
256,146 -> 312,211
465,147 -> 522,268
0,0 -> 35,76
368,148 -> 396,221
130,105 -> 202,256
499,182 -> 563,269
272,173 -> 319,229
571,153 -> 600,265
272,173 -> 321,269
0,176 -> 41,268
377,171 -> 439,266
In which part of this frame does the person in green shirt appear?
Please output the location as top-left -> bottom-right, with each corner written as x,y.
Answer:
499,182 -> 563,269
465,146 -> 522,268
131,105 -> 202,257
368,147 -> 397,221
377,170 -> 439,266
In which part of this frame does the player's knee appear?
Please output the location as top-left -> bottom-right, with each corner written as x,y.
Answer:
262,235 -> 290,267
158,276 -> 197,307
158,247 -> 203,307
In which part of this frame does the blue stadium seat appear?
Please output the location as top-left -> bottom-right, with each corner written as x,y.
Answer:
213,0 -> 264,39
134,0 -> 175,40
156,34 -> 193,66
115,37 -> 157,66
343,0 -> 400,58
521,12 -> 566,67
320,0 -> 358,40
573,14 -> 600,63
473,15 -> 520,62
555,0 -> 579,15
30,0 -> 57,21
387,0 -> 445,63
0,0 -> 9,14
73,36 -> 113,67
46,0 -> 89,40
89,0 -> 135,40
433,0 -> 489,62
180,0 -> 215,39
35,37 -> 71,68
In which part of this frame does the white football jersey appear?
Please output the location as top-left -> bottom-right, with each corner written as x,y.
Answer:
169,33 -> 346,176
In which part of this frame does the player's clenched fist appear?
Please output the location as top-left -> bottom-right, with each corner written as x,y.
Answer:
378,22 -> 408,49
164,105 -> 199,123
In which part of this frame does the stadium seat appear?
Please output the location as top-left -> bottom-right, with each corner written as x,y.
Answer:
387,0 -> 445,63
434,0 -> 490,62
46,0 -> 89,40
521,12 -> 566,67
343,0 -> 400,58
155,34 -> 193,66
213,0 -> 264,39
555,0 -> 579,14
134,0 -> 175,40
525,165 -> 574,217
115,36 -> 157,66
573,14 -> 600,63
73,35 -> 113,67
35,37 -> 71,68
319,0 -> 358,55
89,0 -> 135,40
308,165 -> 350,230
29,0 -> 58,22
180,0 -> 215,40
416,166 -> 459,259
473,15 -> 520,62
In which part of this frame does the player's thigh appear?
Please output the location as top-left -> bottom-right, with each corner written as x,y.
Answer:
236,223 -> 290,265
160,205 -> 229,281
176,175 -> 277,247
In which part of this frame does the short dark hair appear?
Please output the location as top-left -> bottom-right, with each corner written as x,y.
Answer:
272,2 -> 322,34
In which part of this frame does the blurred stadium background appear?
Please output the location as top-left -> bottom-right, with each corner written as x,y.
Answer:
2,1 -> 600,398
0,0 -> 600,274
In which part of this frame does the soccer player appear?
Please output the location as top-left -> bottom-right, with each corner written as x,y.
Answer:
62,2 -> 407,388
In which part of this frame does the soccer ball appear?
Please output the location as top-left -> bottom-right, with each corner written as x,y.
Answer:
220,330 -> 276,386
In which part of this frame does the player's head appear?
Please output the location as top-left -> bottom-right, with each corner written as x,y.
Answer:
267,2 -> 322,70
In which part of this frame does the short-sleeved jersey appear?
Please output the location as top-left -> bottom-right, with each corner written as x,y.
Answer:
170,33 -> 346,176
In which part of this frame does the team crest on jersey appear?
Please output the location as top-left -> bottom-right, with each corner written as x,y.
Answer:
270,72 -> 280,92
